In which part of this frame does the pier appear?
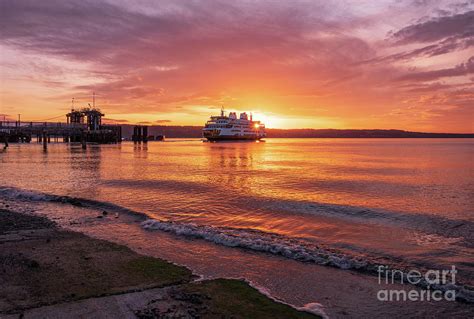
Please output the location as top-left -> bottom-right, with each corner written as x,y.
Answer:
1,108 -> 121,149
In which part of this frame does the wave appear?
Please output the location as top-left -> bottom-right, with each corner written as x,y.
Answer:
141,218 -> 474,303
142,219 -> 369,269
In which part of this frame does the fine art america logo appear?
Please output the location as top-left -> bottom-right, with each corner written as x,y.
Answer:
377,265 -> 457,302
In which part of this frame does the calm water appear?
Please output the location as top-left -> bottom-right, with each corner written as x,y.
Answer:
1,138 -> 473,306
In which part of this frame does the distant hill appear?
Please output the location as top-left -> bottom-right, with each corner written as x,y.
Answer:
265,129 -> 474,138
120,125 -> 474,139
121,125 -> 202,139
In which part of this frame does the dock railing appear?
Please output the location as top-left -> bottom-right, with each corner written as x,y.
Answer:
0,121 -> 88,129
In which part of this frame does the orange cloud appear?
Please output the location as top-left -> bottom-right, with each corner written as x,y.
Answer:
0,0 -> 473,132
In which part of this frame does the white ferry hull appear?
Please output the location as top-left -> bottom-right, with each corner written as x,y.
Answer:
205,135 -> 263,141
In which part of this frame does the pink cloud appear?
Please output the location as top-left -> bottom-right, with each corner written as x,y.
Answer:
0,0 -> 473,132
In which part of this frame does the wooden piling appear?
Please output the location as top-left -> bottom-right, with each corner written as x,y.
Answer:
42,131 -> 47,150
142,126 -> 148,143
81,132 -> 87,149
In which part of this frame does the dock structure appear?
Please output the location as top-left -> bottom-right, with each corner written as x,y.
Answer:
132,125 -> 149,143
1,107 -> 121,149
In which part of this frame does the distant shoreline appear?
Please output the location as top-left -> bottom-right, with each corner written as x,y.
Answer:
117,125 -> 474,139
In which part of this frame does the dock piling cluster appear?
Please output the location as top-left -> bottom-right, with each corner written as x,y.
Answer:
132,126 -> 149,143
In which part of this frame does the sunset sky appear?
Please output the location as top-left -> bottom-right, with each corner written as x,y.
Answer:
0,0 -> 473,132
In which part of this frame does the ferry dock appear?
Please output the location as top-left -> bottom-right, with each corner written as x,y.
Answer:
0,108 -> 122,150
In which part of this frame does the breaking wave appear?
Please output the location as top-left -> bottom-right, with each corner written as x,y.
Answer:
142,219 -> 369,269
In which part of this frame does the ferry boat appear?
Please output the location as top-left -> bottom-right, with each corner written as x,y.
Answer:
203,108 -> 266,141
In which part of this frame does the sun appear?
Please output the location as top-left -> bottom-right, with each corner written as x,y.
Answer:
250,112 -> 286,128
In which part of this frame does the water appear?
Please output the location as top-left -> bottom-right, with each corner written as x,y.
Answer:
1,139 -> 473,310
